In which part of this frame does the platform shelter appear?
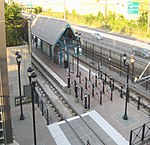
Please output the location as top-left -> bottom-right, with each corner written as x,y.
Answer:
31,15 -> 76,67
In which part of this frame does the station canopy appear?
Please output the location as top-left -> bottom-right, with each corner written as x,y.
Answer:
31,15 -> 76,48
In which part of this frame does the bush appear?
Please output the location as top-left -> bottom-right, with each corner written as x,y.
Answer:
40,8 -> 150,39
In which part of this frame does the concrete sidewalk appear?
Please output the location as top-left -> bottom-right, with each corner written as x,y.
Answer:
11,104 -> 56,145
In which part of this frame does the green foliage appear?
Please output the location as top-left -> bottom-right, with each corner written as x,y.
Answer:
97,12 -> 104,22
41,9 -> 53,16
41,8 -> 150,39
5,1 -> 22,21
5,1 -> 25,46
138,11 -> 148,27
72,9 -> 77,17
84,14 -> 94,25
33,6 -> 43,14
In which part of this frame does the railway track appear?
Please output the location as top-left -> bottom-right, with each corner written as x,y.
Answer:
70,50 -> 150,116
82,48 -> 142,78
32,60 -> 77,119
32,55 -> 106,144
31,52 -> 149,144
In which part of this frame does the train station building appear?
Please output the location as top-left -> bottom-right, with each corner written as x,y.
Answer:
31,15 -> 76,68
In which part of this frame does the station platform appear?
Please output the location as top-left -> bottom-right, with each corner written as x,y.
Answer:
11,45 -> 149,145
48,110 -> 128,145
32,47 -> 149,140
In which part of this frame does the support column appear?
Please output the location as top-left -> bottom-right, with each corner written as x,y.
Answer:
49,44 -> 52,60
59,47 -> 63,67
0,1 -> 13,143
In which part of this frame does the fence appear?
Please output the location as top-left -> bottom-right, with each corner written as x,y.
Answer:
129,121 -> 150,145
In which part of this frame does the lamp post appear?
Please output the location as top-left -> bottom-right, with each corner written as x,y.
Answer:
109,57 -> 111,70
27,69 -> 37,145
122,52 -> 129,120
130,54 -> 135,82
68,66 -> 70,88
122,53 -> 134,120
75,32 -> 81,77
15,52 -> 25,120
27,65 -> 34,84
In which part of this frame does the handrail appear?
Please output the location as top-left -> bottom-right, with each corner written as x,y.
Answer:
129,121 -> 150,145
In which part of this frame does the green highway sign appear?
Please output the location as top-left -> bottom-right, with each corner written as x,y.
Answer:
27,3 -> 33,8
127,0 -> 133,14
132,2 -> 139,14
127,1 -> 139,14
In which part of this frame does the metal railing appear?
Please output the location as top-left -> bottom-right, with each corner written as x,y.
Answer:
129,121 -> 150,145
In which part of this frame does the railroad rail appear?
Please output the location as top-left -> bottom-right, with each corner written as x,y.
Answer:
32,54 -> 106,144
71,51 -> 150,116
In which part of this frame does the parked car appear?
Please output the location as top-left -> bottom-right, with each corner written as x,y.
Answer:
133,48 -> 150,59
92,32 -> 103,40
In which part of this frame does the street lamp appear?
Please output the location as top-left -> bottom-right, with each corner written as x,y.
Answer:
109,57 -> 111,70
27,65 -> 34,84
75,32 -> 81,77
28,70 -> 37,145
67,66 -> 70,88
122,53 -> 134,120
15,52 -> 25,120
122,52 -> 129,120
130,54 -> 135,82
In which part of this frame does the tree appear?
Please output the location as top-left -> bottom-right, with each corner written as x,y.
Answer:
138,11 -> 148,27
33,6 -> 43,14
72,9 -> 77,17
5,1 -> 25,46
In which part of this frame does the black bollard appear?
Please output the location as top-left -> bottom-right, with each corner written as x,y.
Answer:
129,130 -> 133,145
100,91 -> 102,105
112,79 -> 115,91
37,95 -> 39,107
79,72 -> 81,77
75,84 -> 78,98
84,94 -> 87,109
79,75 -> 81,83
109,75 -> 112,87
79,72 -> 81,83
68,76 -> 70,88
81,86 -> 83,101
105,73 -> 107,82
120,86 -> 123,98
88,94 -> 90,109
103,81 -> 105,94
111,87 -> 113,101
74,80 -> 76,92
98,71 -> 100,79
95,75 -> 97,87
89,69 -> 91,81
85,77 -> 87,89
42,100 -> 44,115
137,96 -> 141,110
92,84 -> 94,97
47,109 -> 49,125
100,70 -> 102,79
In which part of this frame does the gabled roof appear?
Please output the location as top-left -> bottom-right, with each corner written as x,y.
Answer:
31,15 -> 74,47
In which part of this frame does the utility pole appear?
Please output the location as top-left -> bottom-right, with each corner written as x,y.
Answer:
105,0 -> 107,17
64,0 -> 66,20
0,1 -> 13,144
147,2 -> 150,34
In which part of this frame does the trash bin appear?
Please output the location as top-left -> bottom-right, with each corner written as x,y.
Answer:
64,60 -> 68,68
